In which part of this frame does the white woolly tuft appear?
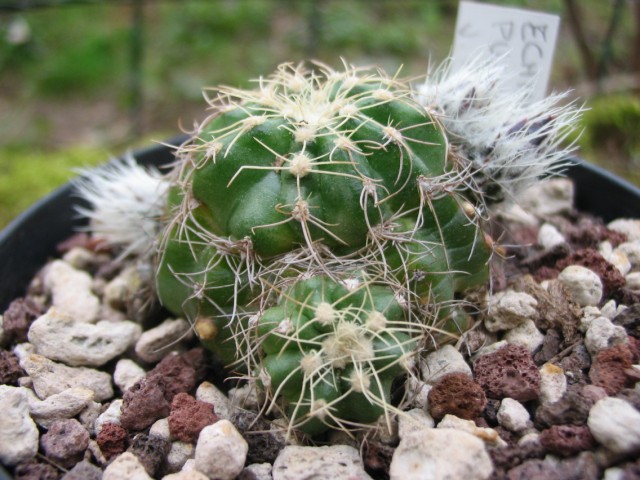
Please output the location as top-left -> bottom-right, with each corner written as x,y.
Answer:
74,154 -> 170,260
415,58 -> 583,202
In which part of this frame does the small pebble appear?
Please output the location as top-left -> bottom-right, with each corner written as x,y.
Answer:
43,260 -> 100,323
95,399 -> 123,434
238,463 -> 273,480
517,178 -> 574,218
398,409 -> 435,440
102,451 -> 153,480
114,358 -> 146,393
625,271 -> 640,290
485,290 -> 537,332
437,414 -> 505,446
497,398 -> 530,432
165,441 -> 195,473
584,316 -> 628,356
194,419 -> 248,480
608,218 -> 640,241
28,307 -> 141,367
558,265 -> 603,307
390,428 -> 493,480
27,386 -> 95,428
162,471 -> 209,480
196,381 -> 234,420
39,418 -> 89,468
538,223 -> 565,250
0,385 -> 39,466
273,445 -> 371,480
135,318 -> 191,363
421,345 -> 471,384
504,319 -> 544,352
61,460 -> 103,480
404,376 -> 431,410
587,397 -> 640,454
615,241 -> 640,268
538,363 -> 567,405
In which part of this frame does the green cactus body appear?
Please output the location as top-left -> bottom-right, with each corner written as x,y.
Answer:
154,62 -> 492,434
257,276 -> 415,435
157,63 -> 490,326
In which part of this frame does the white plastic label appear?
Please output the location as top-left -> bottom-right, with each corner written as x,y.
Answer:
451,1 -> 560,101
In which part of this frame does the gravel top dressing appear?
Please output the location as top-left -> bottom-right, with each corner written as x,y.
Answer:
1,175 -> 639,480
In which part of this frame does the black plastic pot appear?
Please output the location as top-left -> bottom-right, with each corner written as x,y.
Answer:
0,143 -> 639,478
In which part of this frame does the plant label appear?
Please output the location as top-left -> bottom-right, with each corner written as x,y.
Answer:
451,1 -> 560,102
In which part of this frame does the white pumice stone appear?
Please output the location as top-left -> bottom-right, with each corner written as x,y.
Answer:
149,418 -> 171,440
539,363 -> 567,405
497,398 -> 530,432
517,178 -> 574,218
103,265 -> 143,310
166,441 -> 195,473
398,408 -> 435,440
615,241 -> 640,269
625,271 -> 640,290
103,452 -> 153,480
390,428 -> 493,480
472,340 -> 509,360
608,249 -> 632,276
608,218 -> 640,242
240,463 -> 273,480
61,246 -> 95,270
494,203 -> 539,227
78,400 -> 103,436
588,397 -> 640,455
180,459 -> 196,473
194,419 -> 248,480
518,432 -> 541,446
421,344 -> 471,384
437,414 -> 506,447
94,399 -> 123,434
28,307 -> 141,367
0,386 -> 39,466
404,376 -> 431,410
19,353 -> 113,401
196,381 -> 234,420
162,471 -> 208,480
272,445 -> 372,480
485,290 -> 537,333
228,382 -> 263,411
43,259 -> 100,323
584,316 -> 629,356
113,358 -> 146,393
599,300 -> 618,320
27,386 -> 95,428
504,319 -> 544,352
557,265 -> 603,306
602,467 -> 625,480
135,318 -> 192,363
537,223 -> 565,250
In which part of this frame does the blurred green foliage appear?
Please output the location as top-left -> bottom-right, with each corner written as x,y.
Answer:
0,0 -> 638,228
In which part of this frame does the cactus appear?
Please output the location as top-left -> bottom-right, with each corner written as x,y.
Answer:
76,60 -> 580,437
152,61 -> 492,435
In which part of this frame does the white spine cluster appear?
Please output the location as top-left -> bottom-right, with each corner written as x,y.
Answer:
415,58 -> 583,202
74,155 -> 170,260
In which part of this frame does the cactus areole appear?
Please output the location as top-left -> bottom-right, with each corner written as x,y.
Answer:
155,62 -> 491,434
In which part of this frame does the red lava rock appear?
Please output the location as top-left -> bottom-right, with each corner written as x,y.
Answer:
589,343 -> 636,395
13,460 -> 59,480
0,349 -> 23,385
120,348 -> 206,431
539,425 -> 596,457
565,217 -> 627,249
169,392 -> 218,443
128,433 -> 171,477
473,344 -> 541,402
96,423 -> 129,460
2,297 -> 43,345
120,376 -> 172,431
556,248 -> 626,299
39,419 -> 89,469
507,452 -> 599,480
427,372 -> 487,421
